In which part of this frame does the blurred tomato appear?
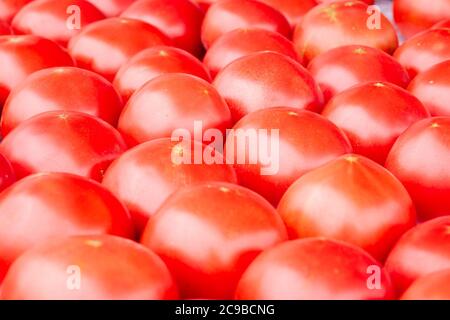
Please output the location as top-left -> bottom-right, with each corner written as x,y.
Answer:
401,270 -> 450,300
318,0 -> 374,3
0,153 -> 15,192
0,22 -> 11,35
0,0 -> 34,23
86,0 -> 135,16
258,0 -> 317,27
433,19 -> 450,29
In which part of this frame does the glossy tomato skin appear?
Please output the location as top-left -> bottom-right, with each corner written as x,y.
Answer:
141,182 -> 287,299
308,45 -> 410,102
294,1 -> 398,65
408,60 -> 450,117
204,28 -> 299,78
0,111 -> 127,181
1,67 -> 123,136
12,0 -> 105,46
114,46 -> 211,103
86,0 -> 135,16
322,82 -> 430,164
213,51 -> 323,123
0,22 -> 11,35
1,235 -> 179,300
385,216 -> 450,295
394,28 -> 450,79
401,270 -> 450,300
278,155 -> 416,262
68,18 -> 171,81
0,35 -> 74,106
225,107 -> 352,206
118,73 -> 231,147
0,153 -> 15,192
0,0 -> 34,23
201,0 -> 291,49
258,0 -> 317,27
235,238 -> 394,300
102,138 -> 237,234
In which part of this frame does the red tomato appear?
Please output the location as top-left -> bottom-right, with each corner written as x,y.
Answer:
102,138 -> 237,234
401,270 -> 450,300
394,28 -> 450,79
394,0 -> 450,39
213,51 -> 323,123
0,0 -> 34,23
318,0 -> 374,3
12,0 -> 105,46
0,153 -> 15,192
1,67 -> 123,136
201,0 -> 291,49
278,155 -> 416,261
121,0 -> 204,56
293,1 -> 398,65
385,216 -> 450,295
141,182 -> 287,299
308,45 -> 410,102
0,172 -> 134,279
433,19 -> 450,29
386,117 -> 450,221
193,0 -> 214,12
0,111 -> 127,181
0,22 -> 11,35
408,60 -> 450,117
86,0 -> 135,16
0,35 -> 74,106
235,238 -> 394,300
322,82 -> 430,164
114,46 -> 211,103
1,235 -> 178,299
203,28 -> 299,78
225,107 -> 352,206
118,73 -> 231,147
258,0 -> 317,27
68,17 -> 171,81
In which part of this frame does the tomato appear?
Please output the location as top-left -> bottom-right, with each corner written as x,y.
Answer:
1,235 -> 178,299
0,22 -> 11,35
385,216 -> 450,295
102,138 -> 237,234
308,45 -> 410,102
293,1 -> 398,65
0,153 -> 15,192
1,67 -> 123,136
225,107 -> 352,206
322,82 -> 430,164
386,117 -> 450,221
401,270 -> 450,300
258,0 -> 317,27
12,0 -> 105,46
0,111 -> 127,181
68,17 -> 171,81
235,238 -> 394,300
278,155 -> 416,261
86,0 -> 135,17
0,0 -> 34,23
318,0 -> 374,3
203,28 -> 299,78
433,19 -> 450,29
394,0 -> 450,39
408,60 -> 450,117
114,46 -> 211,103
0,35 -> 74,106
121,0 -> 204,57
201,0 -> 291,49
394,28 -> 450,79
213,51 -> 324,123
118,73 -> 231,147
0,172 -> 134,280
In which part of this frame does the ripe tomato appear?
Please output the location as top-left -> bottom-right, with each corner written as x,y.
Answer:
141,182 -> 287,299
385,216 -> 450,295
322,82 -> 430,164
68,17 -> 171,81
401,270 -> 450,300
203,28 -> 299,78
201,0 -> 291,49
0,35 -> 74,106
258,0 -> 317,27
394,28 -> 450,79
213,51 -> 323,123
0,0 -> 34,23
1,235 -> 178,299
0,153 -> 15,192
0,22 -> 11,35
86,0 -> 135,17
293,1 -> 398,65
225,107 -> 352,206
1,67 -> 123,136
0,172 -> 134,278
118,73 -> 231,147
278,155 -> 416,261
102,138 -> 237,234
308,45 -> 410,102
235,238 -> 394,300
0,111 -> 127,181
433,19 -> 450,29
12,0 -> 105,46
113,46 -> 211,103
408,60 -> 450,117
394,0 -> 450,39
386,117 -> 450,220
